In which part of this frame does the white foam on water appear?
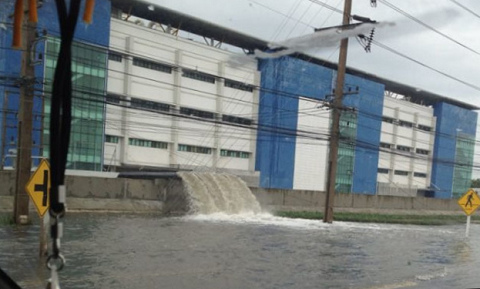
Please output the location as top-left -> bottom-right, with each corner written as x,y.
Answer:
177,172 -> 455,235
183,212 -> 456,235
415,267 -> 448,281
184,212 -> 331,230
183,212 -> 414,232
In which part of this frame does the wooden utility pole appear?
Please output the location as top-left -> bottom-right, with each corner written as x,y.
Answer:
324,0 -> 352,223
13,1 -> 37,225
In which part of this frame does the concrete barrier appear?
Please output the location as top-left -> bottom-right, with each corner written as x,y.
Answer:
251,188 -> 462,213
0,171 -> 15,196
0,170 -> 465,214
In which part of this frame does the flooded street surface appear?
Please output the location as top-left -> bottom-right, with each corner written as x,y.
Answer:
1,213 -> 479,289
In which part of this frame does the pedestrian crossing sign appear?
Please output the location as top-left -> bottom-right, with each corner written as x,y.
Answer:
458,189 -> 480,216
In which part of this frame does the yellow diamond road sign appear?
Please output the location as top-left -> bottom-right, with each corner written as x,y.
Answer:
25,159 -> 51,217
458,189 -> 480,216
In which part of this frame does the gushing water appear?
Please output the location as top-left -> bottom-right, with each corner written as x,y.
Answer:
178,172 -> 262,214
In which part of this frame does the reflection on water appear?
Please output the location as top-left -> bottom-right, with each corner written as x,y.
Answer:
0,213 -> 479,289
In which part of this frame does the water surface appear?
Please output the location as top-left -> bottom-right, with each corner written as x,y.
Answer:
1,213 -> 479,289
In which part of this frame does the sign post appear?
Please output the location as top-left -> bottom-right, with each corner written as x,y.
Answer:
25,159 -> 51,256
457,189 -> 480,238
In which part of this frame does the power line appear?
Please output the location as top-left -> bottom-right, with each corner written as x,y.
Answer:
308,0 -> 343,15
5,81 -> 480,179
1,20 -> 478,160
370,39 -> 480,92
378,0 -> 480,57
448,0 -> 480,20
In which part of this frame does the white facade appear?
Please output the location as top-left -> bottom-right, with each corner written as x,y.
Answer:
377,96 -> 436,196
293,98 -> 330,191
104,18 -> 260,173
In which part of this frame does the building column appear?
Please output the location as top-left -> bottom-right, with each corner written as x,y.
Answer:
250,70 -> 260,172
213,63 -> 225,170
409,112 -> 418,188
426,116 -> 436,188
120,36 -> 134,165
389,107 -> 400,183
170,50 -> 183,167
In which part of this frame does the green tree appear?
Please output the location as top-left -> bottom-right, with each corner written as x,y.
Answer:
471,178 -> 480,188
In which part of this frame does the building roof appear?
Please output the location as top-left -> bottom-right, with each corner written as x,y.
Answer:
110,0 -> 479,111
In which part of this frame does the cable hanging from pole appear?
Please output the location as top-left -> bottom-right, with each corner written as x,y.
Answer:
46,0 -> 96,287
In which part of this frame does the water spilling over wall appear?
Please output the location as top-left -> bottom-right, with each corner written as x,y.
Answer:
177,172 -> 262,214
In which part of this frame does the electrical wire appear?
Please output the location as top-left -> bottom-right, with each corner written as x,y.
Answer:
448,0 -> 480,20
378,0 -> 480,57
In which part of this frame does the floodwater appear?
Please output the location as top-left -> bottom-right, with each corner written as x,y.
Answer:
1,213 -> 479,289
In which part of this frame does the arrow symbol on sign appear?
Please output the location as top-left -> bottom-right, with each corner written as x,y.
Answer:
34,170 -> 49,206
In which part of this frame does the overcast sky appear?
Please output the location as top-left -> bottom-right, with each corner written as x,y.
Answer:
150,0 -> 480,108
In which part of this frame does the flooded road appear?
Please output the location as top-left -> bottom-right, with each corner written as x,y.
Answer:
1,213 -> 479,289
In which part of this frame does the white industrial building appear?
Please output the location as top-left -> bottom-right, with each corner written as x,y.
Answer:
104,18 -> 259,174
98,9 -> 475,198
2,0 -> 474,198
377,96 -> 436,196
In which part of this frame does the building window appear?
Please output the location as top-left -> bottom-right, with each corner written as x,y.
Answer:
378,168 -> 389,174
399,120 -> 413,128
131,98 -> 170,112
220,149 -> 250,159
417,124 -> 432,132
222,114 -> 253,126
182,69 -> 216,84
129,138 -> 168,149
180,107 -> 215,119
178,144 -> 212,154
133,57 -> 172,74
414,172 -> 427,178
382,116 -> 394,124
394,170 -> 409,176
106,93 -> 121,104
396,145 -> 411,152
43,37 -> 107,171
416,148 -> 429,155
379,142 -> 391,149
108,51 -> 122,62
105,135 -> 119,143
225,79 -> 254,92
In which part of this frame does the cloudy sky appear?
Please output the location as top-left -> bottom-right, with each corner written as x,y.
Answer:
150,0 -> 480,108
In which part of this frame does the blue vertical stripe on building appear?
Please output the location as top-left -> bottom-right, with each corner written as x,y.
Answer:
431,102 -> 477,198
343,74 -> 384,194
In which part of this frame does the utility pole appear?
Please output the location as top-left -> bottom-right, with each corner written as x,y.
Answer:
13,0 -> 37,225
324,0 -> 352,223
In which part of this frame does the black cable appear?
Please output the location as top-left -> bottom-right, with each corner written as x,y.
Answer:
48,0 -> 81,259
448,0 -> 480,20
378,0 -> 480,57
370,39 -> 480,92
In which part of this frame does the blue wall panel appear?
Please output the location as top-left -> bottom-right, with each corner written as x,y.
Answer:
256,57 -> 333,189
343,74 -> 384,194
431,102 -> 477,198
256,58 -> 298,189
257,56 -> 384,192
0,0 -> 111,167
37,0 -> 111,47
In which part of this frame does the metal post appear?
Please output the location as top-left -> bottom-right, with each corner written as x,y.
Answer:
13,1 -> 36,224
324,0 -> 352,223
1,91 -> 8,170
465,215 -> 471,238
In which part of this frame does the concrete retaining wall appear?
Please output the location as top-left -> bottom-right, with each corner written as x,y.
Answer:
0,170 -> 462,213
251,188 -> 461,212
0,171 -> 169,200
